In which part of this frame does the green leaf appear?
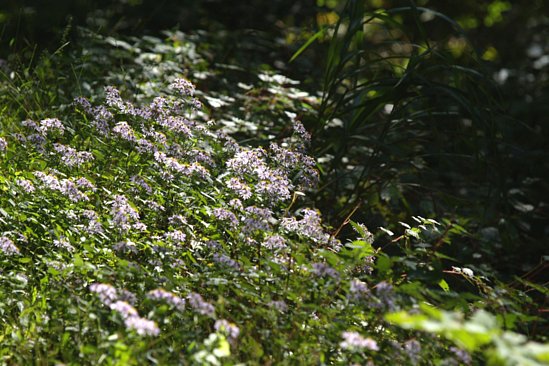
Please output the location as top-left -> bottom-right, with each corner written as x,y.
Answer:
438,279 -> 450,292
289,28 -> 327,63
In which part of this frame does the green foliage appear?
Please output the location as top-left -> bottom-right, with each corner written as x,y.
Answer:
0,0 -> 547,364
388,305 -> 549,365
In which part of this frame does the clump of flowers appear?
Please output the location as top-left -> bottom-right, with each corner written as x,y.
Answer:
0,74 -> 513,365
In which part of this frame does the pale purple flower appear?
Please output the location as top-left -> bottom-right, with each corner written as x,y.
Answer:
21,119 -> 39,130
0,137 -> 7,151
164,230 -> 186,244
268,300 -> 288,312
82,210 -> 104,235
26,133 -> 47,151
124,316 -> 160,336
213,208 -> 239,226
450,347 -> 472,365
136,139 -> 156,154
158,116 -> 193,137
91,105 -> 112,136
187,293 -> 215,317
59,179 -> 89,202
112,121 -> 136,142
16,179 -> 35,193
229,198 -> 243,210
0,236 -> 19,255
340,331 -> 379,351
311,262 -> 340,281
147,288 -> 185,310
90,283 -> 118,305
76,177 -> 95,191
214,319 -> 240,340
262,235 -> 287,250
212,253 -> 240,270
73,96 -> 92,113
282,209 -> 331,245
226,149 -> 267,176
226,177 -> 252,199
39,118 -> 65,135
34,172 -> 88,202
53,143 -> 94,167
349,279 -> 369,300
110,195 -> 141,233
144,200 -> 164,212
168,215 -> 187,226
169,78 -> 195,96
130,175 -> 152,194
53,237 -> 75,252
110,300 -> 139,319
375,281 -> 396,310
255,168 -> 292,201
404,339 -> 422,365
105,86 -> 125,110
292,120 -> 311,142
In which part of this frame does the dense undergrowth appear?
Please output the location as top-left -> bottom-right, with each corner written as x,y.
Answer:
0,1 -> 548,365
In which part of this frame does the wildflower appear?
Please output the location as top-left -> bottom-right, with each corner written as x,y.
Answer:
73,96 -> 92,113
349,279 -> 369,300
130,175 -> 153,194
169,78 -> 195,96
82,210 -> 103,235
39,118 -> 65,135
110,195 -> 141,233
112,121 -> 136,142
281,209 -> 331,245
375,281 -> 396,310
226,149 -> 267,176
404,339 -> 422,365
340,331 -> 379,351
187,292 -> 215,317
90,283 -> 118,305
136,138 -> 156,154
0,236 -> 20,255
311,262 -> 340,281
262,235 -> 287,250
243,206 -> 273,225
75,177 -> 96,191
212,253 -> 240,270
228,198 -> 243,210
291,119 -> 311,143
268,300 -> 288,312
450,347 -> 472,365
53,143 -> 94,167
16,178 -> 35,193
124,316 -> 160,336
21,119 -> 39,130
147,288 -> 185,310
0,137 -> 7,152
213,208 -> 239,226
53,237 -> 75,252
168,215 -> 187,226
105,86 -> 126,111
164,230 -> 186,244
226,177 -> 252,199
59,179 -> 89,202
214,319 -> 240,340
110,300 -> 138,319
158,116 -> 193,137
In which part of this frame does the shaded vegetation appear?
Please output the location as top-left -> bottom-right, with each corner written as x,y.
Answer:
0,0 -> 547,364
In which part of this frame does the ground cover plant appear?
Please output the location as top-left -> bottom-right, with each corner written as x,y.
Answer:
0,0 -> 548,365
0,73 -> 547,365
